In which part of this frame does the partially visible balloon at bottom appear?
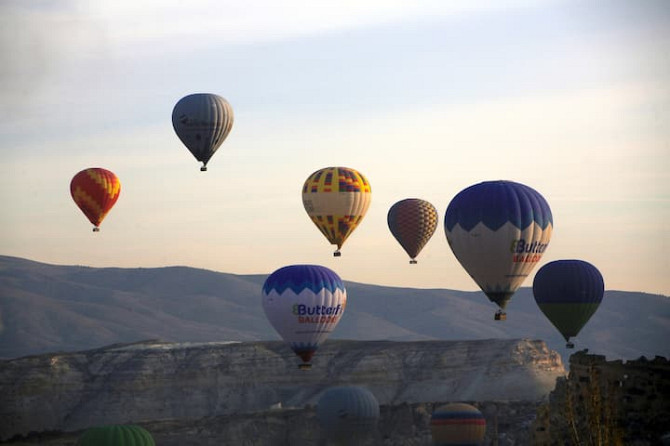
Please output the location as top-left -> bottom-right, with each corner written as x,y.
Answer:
431,403 -> 486,446
317,386 -> 380,441
77,425 -> 155,446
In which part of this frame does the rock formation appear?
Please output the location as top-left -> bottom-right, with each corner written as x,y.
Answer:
1,339 -> 563,442
531,350 -> 670,445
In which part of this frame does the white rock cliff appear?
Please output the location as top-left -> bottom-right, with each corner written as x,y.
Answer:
1,339 -> 564,441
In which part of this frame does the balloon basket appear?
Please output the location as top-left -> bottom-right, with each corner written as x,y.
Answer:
494,311 -> 506,321
92,227 -> 100,232
200,166 -> 208,172
566,342 -> 575,349
409,259 -> 417,264
298,363 -> 312,370
333,251 -> 341,257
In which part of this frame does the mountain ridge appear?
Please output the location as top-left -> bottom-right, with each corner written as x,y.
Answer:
1,255 -> 667,362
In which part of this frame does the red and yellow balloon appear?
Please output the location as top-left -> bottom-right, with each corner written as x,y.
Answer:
70,168 -> 121,231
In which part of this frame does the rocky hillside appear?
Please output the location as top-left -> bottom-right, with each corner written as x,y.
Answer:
1,339 -> 564,441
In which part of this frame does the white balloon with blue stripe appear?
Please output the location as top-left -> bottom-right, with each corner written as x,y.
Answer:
262,264 -> 346,368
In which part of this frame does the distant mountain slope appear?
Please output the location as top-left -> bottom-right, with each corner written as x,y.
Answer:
0,255 -> 668,361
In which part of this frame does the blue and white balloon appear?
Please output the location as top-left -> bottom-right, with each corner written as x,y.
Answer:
262,265 -> 346,368
445,180 -> 553,319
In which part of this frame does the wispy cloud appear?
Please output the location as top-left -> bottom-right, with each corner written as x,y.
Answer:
85,0 -> 561,48
0,1 -> 108,110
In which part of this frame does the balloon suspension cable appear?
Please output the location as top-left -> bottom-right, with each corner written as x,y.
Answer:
92,227 -> 100,232
333,250 -> 341,257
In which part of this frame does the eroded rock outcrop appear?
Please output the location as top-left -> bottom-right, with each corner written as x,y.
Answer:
531,351 -> 670,445
1,339 -> 564,441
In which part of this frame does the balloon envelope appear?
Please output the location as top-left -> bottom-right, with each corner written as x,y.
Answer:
70,168 -> 121,231
533,260 -> 604,345
302,166 -> 371,256
387,198 -> 438,263
317,386 -> 380,440
77,425 -> 155,446
431,403 -> 486,446
262,265 -> 346,367
444,180 -> 553,314
172,93 -> 234,170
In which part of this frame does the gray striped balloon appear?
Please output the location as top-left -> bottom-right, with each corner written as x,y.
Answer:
172,93 -> 234,171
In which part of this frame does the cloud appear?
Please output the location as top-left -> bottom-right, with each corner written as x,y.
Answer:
0,1 -> 108,110
88,0 -> 560,49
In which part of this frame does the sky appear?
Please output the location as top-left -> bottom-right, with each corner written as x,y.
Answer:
1,0 -> 668,296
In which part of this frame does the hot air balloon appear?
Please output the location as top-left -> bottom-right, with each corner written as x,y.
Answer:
431,403 -> 486,446
70,168 -> 121,232
172,93 -> 234,171
444,180 -> 553,320
302,166 -> 371,256
262,265 -> 346,369
533,260 -> 604,348
77,425 -> 155,446
317,386 -> 380,444
388,198 -> 438,264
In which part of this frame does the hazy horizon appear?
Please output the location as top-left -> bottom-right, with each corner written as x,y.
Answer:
4,254 -> 668,298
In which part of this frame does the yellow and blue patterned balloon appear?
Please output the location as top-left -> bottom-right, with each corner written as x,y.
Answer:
302,167 -> 371,256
